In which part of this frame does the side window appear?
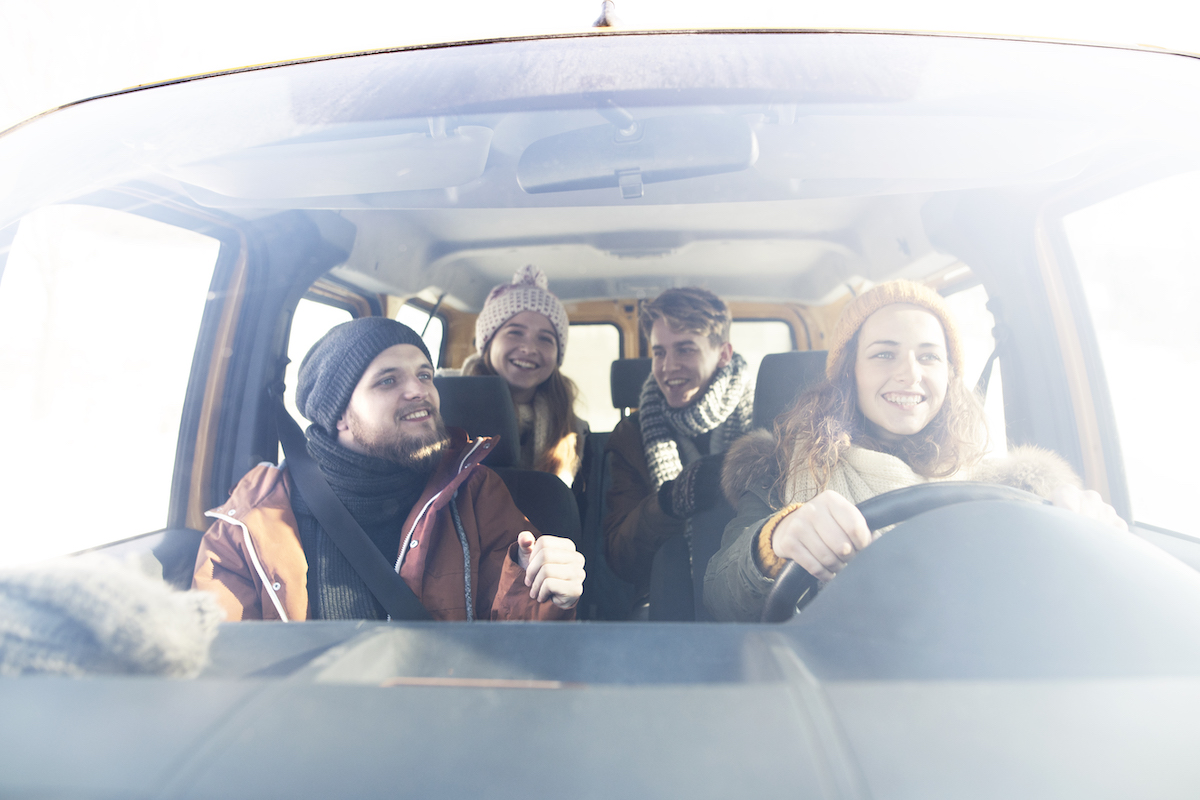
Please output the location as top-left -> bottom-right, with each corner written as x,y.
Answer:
943,283 -> 1008,457
284,297 -> 354,428
730,319 -> 794,381
1063,170 -> 1200,536
0,205 -> 219,565
395,302 -> 445,366
560,322 -> 622,433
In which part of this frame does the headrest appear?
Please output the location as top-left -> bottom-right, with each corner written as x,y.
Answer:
752,351 -> 828,430
433,375 -> 520,467
610,358 -> 652,410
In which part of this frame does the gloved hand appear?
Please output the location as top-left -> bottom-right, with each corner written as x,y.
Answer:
658,452 -> 726,519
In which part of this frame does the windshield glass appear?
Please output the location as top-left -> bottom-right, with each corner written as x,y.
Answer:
1,31 -> 1197,563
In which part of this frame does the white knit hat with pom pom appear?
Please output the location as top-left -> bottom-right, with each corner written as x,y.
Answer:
474,265 -> 569,364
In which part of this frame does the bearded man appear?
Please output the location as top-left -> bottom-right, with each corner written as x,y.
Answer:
193,318 -> 584,621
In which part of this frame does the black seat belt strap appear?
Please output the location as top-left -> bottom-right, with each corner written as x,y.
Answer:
271,393 -> 431,621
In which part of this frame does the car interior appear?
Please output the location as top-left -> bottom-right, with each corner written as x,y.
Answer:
4,31 -> 1200,625
9,32 -> 1200,800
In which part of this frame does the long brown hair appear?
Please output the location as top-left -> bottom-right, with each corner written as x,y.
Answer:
463,345 -> 583,473
772,327 -> 989,503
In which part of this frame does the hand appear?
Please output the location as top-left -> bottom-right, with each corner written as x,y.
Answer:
1051,485 -> 1128,531
516,532 -> 586,609
659,453 -> 726,519
771,490 -> 875,583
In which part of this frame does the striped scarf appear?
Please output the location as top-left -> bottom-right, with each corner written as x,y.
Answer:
639,352 -> 754,490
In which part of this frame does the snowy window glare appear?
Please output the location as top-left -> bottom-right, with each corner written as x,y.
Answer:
943,283 -> 1007,458
560,323 -> 622,433
1064,171 -> 1200,536
284,298 -> 353,432
395,303 -> 445,367
0,205 -> 219,566
731,319 -> 794,385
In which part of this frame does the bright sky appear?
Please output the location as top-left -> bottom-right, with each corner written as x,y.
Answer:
2,0 -> 1198,133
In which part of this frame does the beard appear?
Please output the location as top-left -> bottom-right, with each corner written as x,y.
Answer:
346,404 -> 451,472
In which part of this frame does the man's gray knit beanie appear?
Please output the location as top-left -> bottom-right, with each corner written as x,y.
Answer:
296,317 -> 433,435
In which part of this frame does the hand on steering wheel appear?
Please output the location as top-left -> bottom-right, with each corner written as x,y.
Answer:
761,482 -> 1045,623
770,490 -> 876,583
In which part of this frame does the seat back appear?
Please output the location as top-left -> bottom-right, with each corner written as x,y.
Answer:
571,356 -> 657,620
574,432 -> 637,620
647,500 -> 736,622
610,358 -> 652,411
433,375 -> 520,467
752,350 -> 828,430
647,350 -> 828,621
490,467 -> 582,544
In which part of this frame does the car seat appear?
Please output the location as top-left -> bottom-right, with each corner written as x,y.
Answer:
752,351 -> 828,430
647,350 -> 830,621
573,358 -> 654,620
433,375 -> 581,545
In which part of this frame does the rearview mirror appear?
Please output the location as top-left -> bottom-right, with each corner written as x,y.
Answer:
517,114 -> 757,198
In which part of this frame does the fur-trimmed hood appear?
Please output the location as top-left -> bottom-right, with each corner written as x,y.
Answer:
722,429 -> 778,505
720,427 -> 1081,506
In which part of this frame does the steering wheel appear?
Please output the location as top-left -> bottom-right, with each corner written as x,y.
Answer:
760,481 -> 1046,623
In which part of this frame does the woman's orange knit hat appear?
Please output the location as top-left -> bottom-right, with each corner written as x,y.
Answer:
825,280 -> 965,381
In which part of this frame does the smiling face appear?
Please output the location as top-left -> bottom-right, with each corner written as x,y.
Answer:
854,303 -> 950,441
336,343 -> 449,469
650,317 -> 733,409
486,310 -> 559,404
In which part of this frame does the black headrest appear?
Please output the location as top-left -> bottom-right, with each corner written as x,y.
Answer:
433,375 -> 520,467
490,467 -> 582,543
610,358 -> 652,410
752,351 -> 828,430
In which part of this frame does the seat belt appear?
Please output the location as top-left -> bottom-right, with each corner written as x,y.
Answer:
975,314 -> 1010,400
975,347 -> 1000,398
271,392 -> 431,621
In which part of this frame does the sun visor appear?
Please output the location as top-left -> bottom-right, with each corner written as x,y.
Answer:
754,116 -> 1103,181
161,126 -> 493,199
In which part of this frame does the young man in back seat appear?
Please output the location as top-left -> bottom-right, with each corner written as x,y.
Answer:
603,288 -> 755,608
193,318 -> 584,621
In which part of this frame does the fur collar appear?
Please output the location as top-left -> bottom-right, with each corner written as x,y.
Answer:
721,429 -> 778,505
719,429 -> 1081,507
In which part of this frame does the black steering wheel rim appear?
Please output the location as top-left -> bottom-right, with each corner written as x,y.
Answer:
760,481 -> 1046,623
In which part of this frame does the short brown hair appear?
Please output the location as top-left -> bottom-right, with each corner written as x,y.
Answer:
640,287 -> 731,347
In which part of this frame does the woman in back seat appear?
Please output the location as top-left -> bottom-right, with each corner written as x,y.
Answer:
462,265 -> 588,487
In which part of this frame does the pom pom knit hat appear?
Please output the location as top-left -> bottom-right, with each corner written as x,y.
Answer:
474,265 -> 569,364
825,280 -> 965,381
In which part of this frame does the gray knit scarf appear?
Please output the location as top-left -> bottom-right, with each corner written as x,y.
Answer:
292,426 -> 431,620
639,352 -> 754,490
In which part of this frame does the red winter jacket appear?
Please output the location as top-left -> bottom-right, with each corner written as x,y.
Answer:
192,428 -> 574,622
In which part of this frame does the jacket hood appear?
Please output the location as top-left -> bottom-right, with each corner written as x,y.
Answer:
972,445 -> 1081,498
718,430 -> 1081,508
721,429 -> 778,506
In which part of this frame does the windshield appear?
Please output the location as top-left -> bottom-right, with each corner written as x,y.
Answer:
1,31 -> 1197,563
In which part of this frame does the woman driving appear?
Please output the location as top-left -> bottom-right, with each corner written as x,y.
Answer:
461,265 -> 588,486
704,280 -> 1125,622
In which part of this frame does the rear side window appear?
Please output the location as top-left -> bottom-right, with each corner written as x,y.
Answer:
284,297 -> 354,428
0,205 -> 219,565
731,319 -> 794,381
1064,170 -> 1200,536
395,302 -> 445,366
561,322 -> 622,433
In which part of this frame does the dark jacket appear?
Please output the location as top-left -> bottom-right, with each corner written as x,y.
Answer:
602,412 -> 686,600
192,429 -> 574,622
